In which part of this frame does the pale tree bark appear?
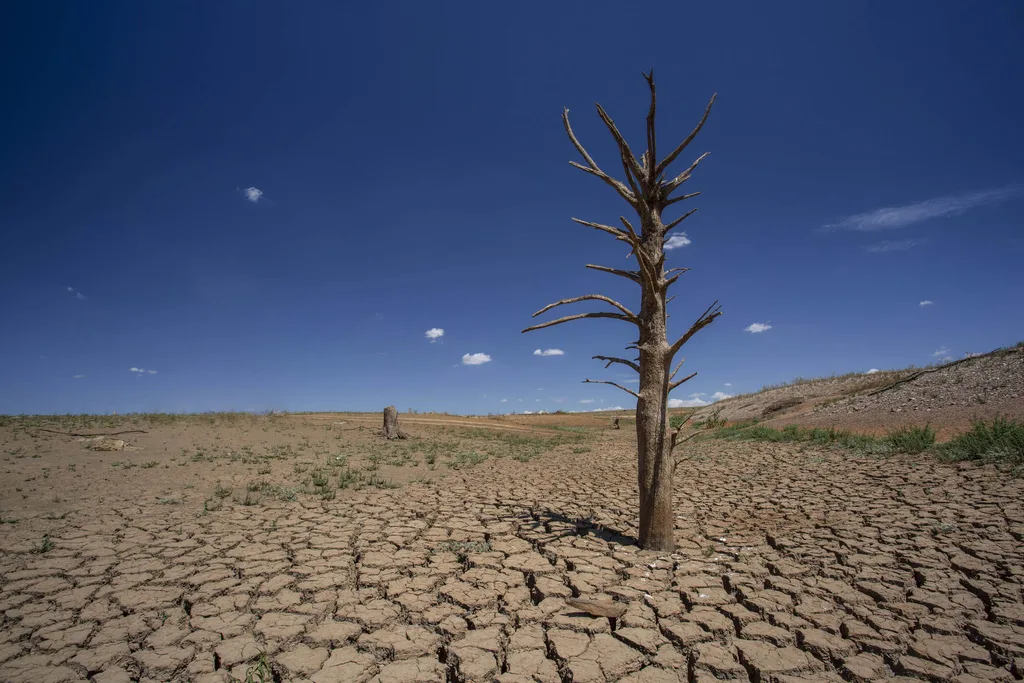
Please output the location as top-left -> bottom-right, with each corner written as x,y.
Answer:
382,405 -> 407,440
523,72 -> 721,551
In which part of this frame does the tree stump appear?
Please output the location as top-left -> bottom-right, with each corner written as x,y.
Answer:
612,417 -> 620,430
382,405 -> 407,439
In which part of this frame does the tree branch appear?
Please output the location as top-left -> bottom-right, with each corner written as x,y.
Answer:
523,311 -> 635,334
669,370 -> 698,391
655,94 -> 716,177
531,294 -> 637,321
643,69 -> 657,185
585,264 -> 641,284
664,153 -> 710,196
563,110 -> 637,206
572,217 -> 629,242
583,378 -> 640,399
668,301 -> 722,357
593,355 -> 640,373
595,104 -> 646,189
664,191 -> 701,209
664,207 -> 699,234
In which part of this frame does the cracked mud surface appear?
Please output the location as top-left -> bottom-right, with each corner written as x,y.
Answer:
2,420 -> 1023,682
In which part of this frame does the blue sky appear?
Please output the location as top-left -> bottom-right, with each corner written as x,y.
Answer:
1,2 -> 1022,415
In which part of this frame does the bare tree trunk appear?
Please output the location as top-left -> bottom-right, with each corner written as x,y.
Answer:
523,72 -> 721,551
382,405 -> 407,439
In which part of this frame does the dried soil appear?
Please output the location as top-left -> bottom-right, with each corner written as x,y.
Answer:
1,414 -> 1022,681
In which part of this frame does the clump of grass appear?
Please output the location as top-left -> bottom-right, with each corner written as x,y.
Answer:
141,461 -> 159,469
433,540 -> 492,563
886,425 -> 936,455
157,497 -> 182,505
366,474 -> 398,489
710,422 -> 932,456
243,651 -> 273,683
447,451 -> 488,469
337,467 -> 364,490
936,416 -> 1024,466
213,482 -> 232,498
37,535 -> 54,553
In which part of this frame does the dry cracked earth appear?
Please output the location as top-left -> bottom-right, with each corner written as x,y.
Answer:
1,427 -> 1023,683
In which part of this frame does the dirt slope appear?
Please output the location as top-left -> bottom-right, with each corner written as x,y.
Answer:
694,344 -> 1024,438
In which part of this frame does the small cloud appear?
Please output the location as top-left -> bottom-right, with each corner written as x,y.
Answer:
664,233 -> 692,250
932,346 -> 951,358
724,382 -> 732,387
745,322 -> 772,333
425,328 -> 445,342
72,374 -> 85,379
822,185 -> 1023,232
130,367 -> 158,375
129,367 -> 140,372
461,352 -> 492,366
517,398 -> 523,402
919,300 -> 933,307
67,286 -> 73,292
499,398 -> 507,403
964,351 -> 984,358
865,239 -> 922,253
668,397 -> 707,408
533,348 -> 565,357
243,186 -> 264,203
579,399 -> 595,404
866,368 -> 880,374
147,369 -> 157,374
668,390 -> 731,408
623,378 -> 639,384
67,286 -> 86,300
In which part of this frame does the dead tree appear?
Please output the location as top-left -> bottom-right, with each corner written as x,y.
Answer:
382,405 -> 407,440
523,72 -> 721,551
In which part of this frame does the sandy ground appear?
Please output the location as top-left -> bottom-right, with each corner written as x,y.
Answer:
0,414 -> 1022,682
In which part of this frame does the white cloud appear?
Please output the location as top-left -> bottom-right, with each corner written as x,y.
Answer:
67,286 -> 86,300
425,328 -> 444,342
499,398 -> 507,403
147,369 -> 157,374
130,367 -> 140,373
865,239 -> 922,253
866,368 -> 880,374
919,300 -> 933,307
664,233 -> 692,250
67,286 -> 73,292
932,347 -> 951,358
533,349 -> 564,357
668,397 -> 707,408
461,353 -> 491,366
72,375 -> 85,379
668,391 -> 731,408
523,410 -> 534,415
130,367 -> 158,375
243,186 -> 264,203
823,185 -> 1023,231
745,322 -> 772,333
579,399 -> 595,404
724,382 -> 732,387
964,351 -> 984,358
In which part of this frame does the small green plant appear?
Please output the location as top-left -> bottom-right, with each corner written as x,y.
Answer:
433,540 -> 492,563
37,535 -> 54,553
886,424 -> 936,455
214,482 -> 232,498
242,651 -> 273,683
366,474 -> 398,489
141,461 -> 159,469
337,467 -> 364,490
157,497 -> 181,505
936,416 -> 1024,466
447,451 -> 488,470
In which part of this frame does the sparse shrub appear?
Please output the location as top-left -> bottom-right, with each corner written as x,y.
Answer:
936,416 -> 1024,466
37,535 -> 54,553
886,425 -> 936,455
214,482 -> 232,498
243,651 -> 273,683
337,467 -> 364,489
